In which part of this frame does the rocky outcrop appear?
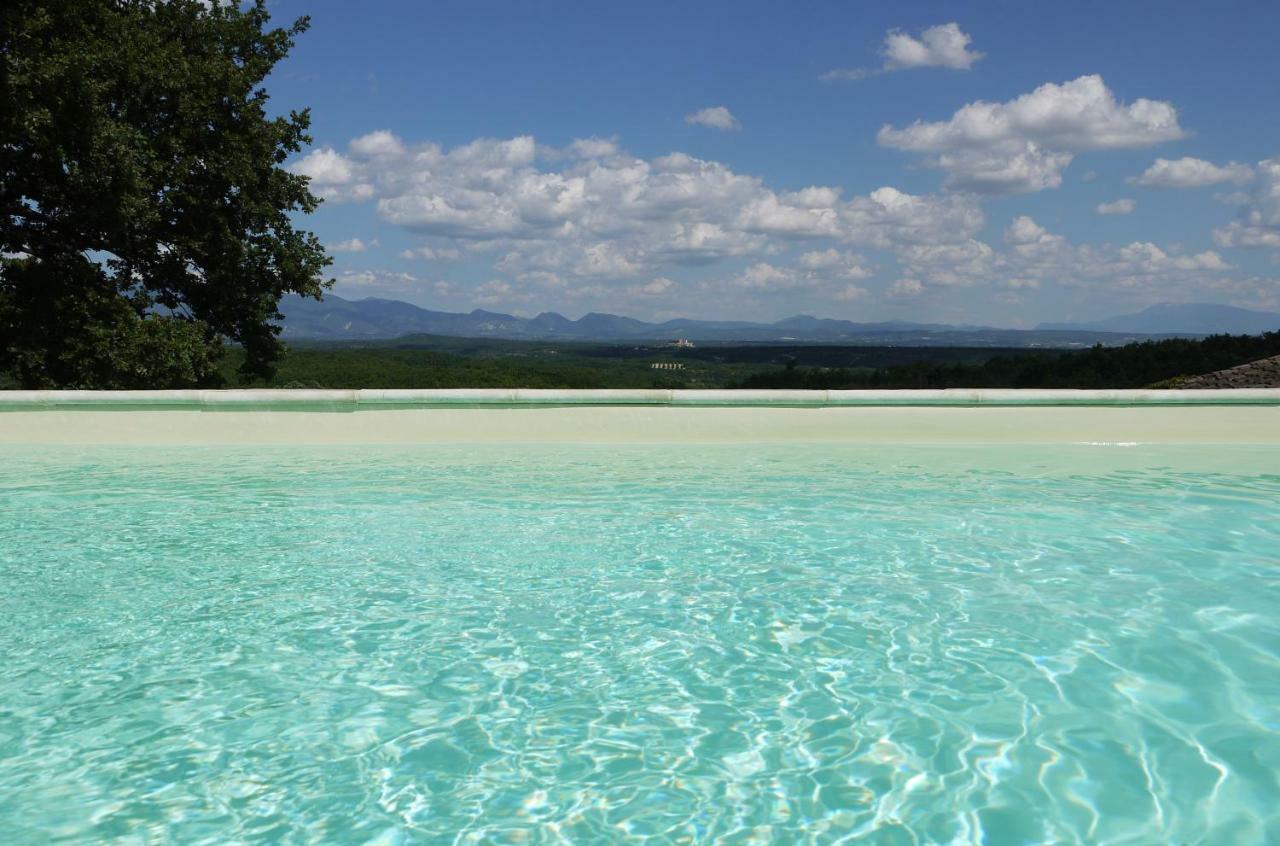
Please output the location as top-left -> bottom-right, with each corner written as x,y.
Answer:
1179,354 -> 1280,388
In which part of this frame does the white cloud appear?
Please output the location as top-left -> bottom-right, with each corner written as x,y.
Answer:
334,269 -> 418,292
1003,216 -> 1059,248
731,250 -> 873,294
782,186 -> 842,208
887,278 -> 925,298
896,240 -> 998,287
796,248 -> 845,270
823,22 -> 982,80
473,279 -> 524,306
732,186 -> 985,248
1205,276 -> 1280,311
843,188 -> 985,247
1001,216 -> 1228,290
298,130 -> 1256,317
349,130 -> 406,159
288,147 -> 375,201
685,106 -> 742,131
878,75 -> 1185,194
735,262 -> 798,290
820,68 -> 875,83
897,214 -> 1231,298
1131,157 -> 1255,188
567,137 -> 621,158
1215,190 -> 1252,206
1115,241 -> 1230,272
329,237 -> 370,253
1214,159 -> 1280,248
290,133 -> 982,288
734,194 -> 842,238
399,246 -> 461,261
633,277 -> 675,296
512,270 -> 566,290
879,75 -> 1184,152
932,146 -> 1074,195
884,22 -> 984,70
1096,198 -> 1135,215
576,242 -> 644,277
796,248 -> 872,277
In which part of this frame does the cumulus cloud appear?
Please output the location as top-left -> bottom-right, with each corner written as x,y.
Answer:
333,269 -> 419,292
737,186 -> 985,250
1096,198 -> 1135,215
1131,157 -> 1256,188
349,130 -> 406,158
878,75 -> 1185,194
999,216 -> 1228,291
732,250 -> 873,293
329,237 -> 372,253
823,23 -> 982,81
472,279 -> 525,306
296,130 -> 1252,316
288,147 -> 375,201
1214,159 -> 1280,248
633,277 -> 675,296
883,22 -> 984,70
566,137 -> 621,158
895,240 -> 998,288
892,214 -> 1231,299
399,246 -> 461,261
886,278 -> 925,298
1004,215 -> 1064,249
796,248 -> 873,277
834,283 -> 870,301
685,106 -> 742,131
1215,190 -> 1252,206
288,132 -> 983,289
734,262 -> 800,290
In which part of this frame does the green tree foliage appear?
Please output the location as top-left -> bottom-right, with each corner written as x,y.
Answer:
739,333 -> 1280,390
0,0 -> 330,388
192,332 -> 1280,391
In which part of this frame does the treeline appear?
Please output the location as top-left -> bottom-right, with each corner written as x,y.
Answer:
208,332 -> 1280,391
221,347 -> 709,389
225,348 -> 619,389
737,333 -> 1280,390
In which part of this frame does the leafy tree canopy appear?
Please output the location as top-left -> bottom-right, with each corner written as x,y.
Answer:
1,0 -> 330,388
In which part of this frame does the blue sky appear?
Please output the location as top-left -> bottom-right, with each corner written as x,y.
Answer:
268,0 -> 1280,326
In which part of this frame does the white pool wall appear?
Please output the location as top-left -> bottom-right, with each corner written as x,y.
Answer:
4,388 -> 1280,408
1,389 -> 1277,445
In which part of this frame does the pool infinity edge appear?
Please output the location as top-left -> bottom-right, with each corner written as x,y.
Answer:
2,387 -> 1280,409
1,389 -> 1278,445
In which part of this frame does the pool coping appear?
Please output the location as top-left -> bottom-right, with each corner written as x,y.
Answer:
2,388 -> 1280,410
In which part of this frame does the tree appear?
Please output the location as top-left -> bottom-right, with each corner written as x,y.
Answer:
0,0 -> 330,388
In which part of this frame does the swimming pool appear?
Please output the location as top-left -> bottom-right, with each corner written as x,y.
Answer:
1,394 -> 1278,843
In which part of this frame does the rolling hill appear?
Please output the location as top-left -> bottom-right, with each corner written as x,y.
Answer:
278,293 -> 1228,348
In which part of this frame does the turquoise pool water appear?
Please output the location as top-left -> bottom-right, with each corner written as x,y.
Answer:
1,444 -> 1278,844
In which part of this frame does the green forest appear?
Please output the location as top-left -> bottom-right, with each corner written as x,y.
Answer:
740,332 -> 1280,389
212,332 -> 1280,391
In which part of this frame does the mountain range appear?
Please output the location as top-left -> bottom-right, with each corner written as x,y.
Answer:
1036,302 -> 1280,335
279,294 -> 1280,347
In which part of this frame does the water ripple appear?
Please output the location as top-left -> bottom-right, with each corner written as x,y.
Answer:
1,444 -> 1278,844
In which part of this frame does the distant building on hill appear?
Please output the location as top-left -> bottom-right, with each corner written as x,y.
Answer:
667,339 -> 696,348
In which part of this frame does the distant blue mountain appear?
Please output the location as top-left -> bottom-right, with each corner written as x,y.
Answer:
278,293 -> 1267,347
277,293 -> 976,343
1037,303 -> 1280,335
